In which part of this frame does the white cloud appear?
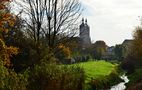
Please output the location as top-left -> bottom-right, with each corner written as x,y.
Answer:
80,0 -> 142,46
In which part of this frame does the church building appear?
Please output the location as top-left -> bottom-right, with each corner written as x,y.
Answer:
79,18 -> 91,48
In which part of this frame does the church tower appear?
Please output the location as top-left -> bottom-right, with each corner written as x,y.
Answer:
79,18 -> 91,48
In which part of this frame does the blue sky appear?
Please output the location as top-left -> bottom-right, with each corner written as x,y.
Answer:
81,0 -> 142,46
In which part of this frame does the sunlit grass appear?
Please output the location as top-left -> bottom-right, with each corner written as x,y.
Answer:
71,60 -> 116,82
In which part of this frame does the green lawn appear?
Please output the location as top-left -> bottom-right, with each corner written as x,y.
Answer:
71,60 -> 116,82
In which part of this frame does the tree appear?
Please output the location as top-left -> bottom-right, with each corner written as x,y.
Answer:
91,41 -> 107,59
15,0 -> 82,51
130,27 -> 142,66
114,44 -> 123,60
121,26 -> 142,72
0,0 -> 18,67
0,0 -> 15,39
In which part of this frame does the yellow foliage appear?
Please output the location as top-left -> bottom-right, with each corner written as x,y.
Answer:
0,0 -> 15,38
0,39 -> 18,67
6,46 -> 19,57
0,0 -> 18,67
58,44 -> 71,59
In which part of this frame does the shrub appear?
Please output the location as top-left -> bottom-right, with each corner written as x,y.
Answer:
126,80 -> 142,90
0,60 -> 27,90
127,69 -> 142,87
27,62 -> 85,90
88,66 -> 122,90
121,54 -> 135,74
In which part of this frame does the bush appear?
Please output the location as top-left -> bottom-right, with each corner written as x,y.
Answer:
88,66 -> 122,90
0,60 -> 27,90
127,69 -> 142,87
121,55 -> 135,74
126,80 -> 142,90
27,62 -> 85,90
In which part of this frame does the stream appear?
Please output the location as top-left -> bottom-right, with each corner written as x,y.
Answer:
110,74 -> 129,90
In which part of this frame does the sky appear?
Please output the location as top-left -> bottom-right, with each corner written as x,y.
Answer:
81,0 -> 142,46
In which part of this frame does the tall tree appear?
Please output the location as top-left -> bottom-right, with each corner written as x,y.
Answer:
114,44 -> 123,60
130,27 -> 142,66
0,0 -> 18,67
15,0 -> 82,51
91,41 -> 107,59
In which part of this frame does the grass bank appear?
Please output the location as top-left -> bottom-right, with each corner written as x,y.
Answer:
71,60 -> 116,82
70,60 -> 122,89
126,68 -> 142,89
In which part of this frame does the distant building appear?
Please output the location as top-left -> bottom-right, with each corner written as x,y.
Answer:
122,39 -> 133,47
106,46 -> 115,55
122,39 -> 133,57
102,46 -> 115,60
79,18 -> 91,48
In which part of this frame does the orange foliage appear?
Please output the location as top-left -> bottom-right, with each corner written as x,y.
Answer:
0,0 -> 15,39
58,44 -> 71,59
0,0 -> 18,67
0,39 -> 18,67
0,0 -> 10,10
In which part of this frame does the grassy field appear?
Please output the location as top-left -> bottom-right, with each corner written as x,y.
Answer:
71,60 -> 117,82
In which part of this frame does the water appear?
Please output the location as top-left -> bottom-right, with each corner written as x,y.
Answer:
110,74 -> 129,90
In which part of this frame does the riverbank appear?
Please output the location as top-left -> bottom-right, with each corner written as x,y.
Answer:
110,74 -> 129,90
126,68 -> 142,90
70,60 -> 123,89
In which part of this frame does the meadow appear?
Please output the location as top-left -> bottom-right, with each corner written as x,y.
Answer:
71,60 -> 117,82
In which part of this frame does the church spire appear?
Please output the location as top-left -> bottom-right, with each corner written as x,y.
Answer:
82,18 -> 84,23
85,18 -> 87,24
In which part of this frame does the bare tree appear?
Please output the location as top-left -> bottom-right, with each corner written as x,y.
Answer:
15,0 -> 82,51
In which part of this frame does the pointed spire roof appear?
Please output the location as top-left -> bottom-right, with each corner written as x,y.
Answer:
82,18 -> 84,23
85,18 -> 87,24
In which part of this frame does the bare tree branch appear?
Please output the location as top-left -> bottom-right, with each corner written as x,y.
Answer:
14,0 -> 82,51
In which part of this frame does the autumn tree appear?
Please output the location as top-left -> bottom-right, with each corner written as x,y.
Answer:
0,0 -> 18,67
0,0 -> 15,38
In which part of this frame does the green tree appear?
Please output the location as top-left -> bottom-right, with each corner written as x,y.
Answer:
130,27 -> 142,66
114,44 -> 123,60
91,41 -> 107,59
